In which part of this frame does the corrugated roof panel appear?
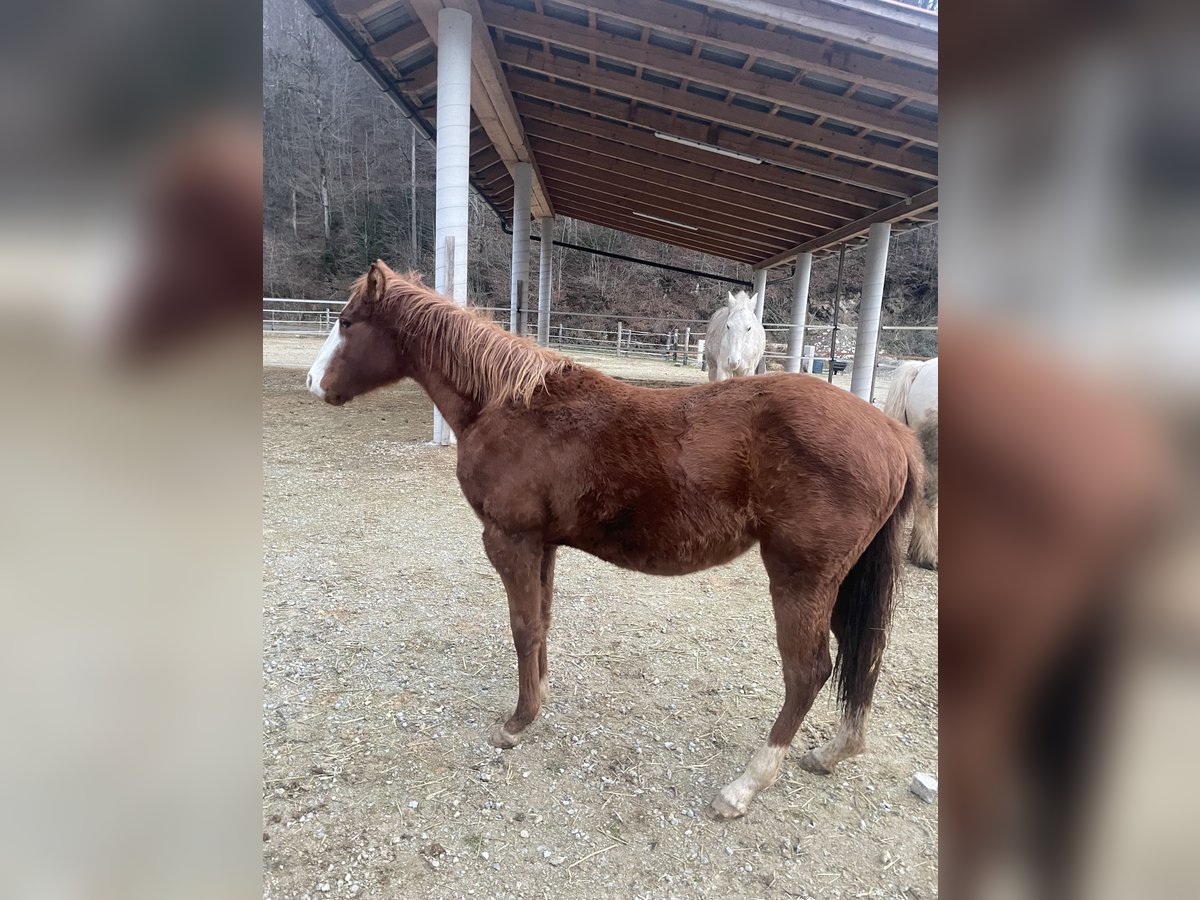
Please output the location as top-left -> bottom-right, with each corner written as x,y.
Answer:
500,33 -> 542,51
850,85 -> 904,108
647,30 -> 694,54
595,15 -> 642,41
541,0 -> 588,27
731,95 -> 772,113
362,5 -> 415,41
596,58 -> 637,77
687,83 -> 729,102
643,70 -> 683,90
820,119 -> 862,136
750,58 -> 800,81
548,44 -> 590,65
775,107 -> 820,125
799,72 -> 854,95
698,45 -> 749,68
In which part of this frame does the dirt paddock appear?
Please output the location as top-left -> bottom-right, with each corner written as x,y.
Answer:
263,335 -> 938,900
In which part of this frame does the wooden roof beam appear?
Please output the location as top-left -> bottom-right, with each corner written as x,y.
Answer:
505,72 -> 932,196
368,21 -> 431,62
544,0 -> 936,103
700,0 -> 937,69
519,110 -> 876,219
483,1 -> 935,146
515,102 -> 893,212
497,45 -> 936,178
757,186 -> 938,267
535,169 -> 817,249
527,140 -> 841,234
548,203 -> 768,264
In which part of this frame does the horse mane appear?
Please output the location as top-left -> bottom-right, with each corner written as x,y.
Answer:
358,270 -> 574,406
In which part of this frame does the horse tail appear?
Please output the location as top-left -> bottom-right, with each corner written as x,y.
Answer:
831,424 -> 922,719
882,361 -> 922,425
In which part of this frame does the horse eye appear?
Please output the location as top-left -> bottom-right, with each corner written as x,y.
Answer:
339,318 -> 351,329
746,326 -> 752,331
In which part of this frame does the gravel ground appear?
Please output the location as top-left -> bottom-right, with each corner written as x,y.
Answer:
263,335 -> 937,900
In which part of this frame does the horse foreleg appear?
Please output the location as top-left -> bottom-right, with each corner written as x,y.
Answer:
482,527 -> 546,749
713,569 -> 834,817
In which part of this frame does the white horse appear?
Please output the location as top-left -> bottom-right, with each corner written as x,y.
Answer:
883,358 -> 938,569
704,290 -> 765,381
883,357 -> 937,427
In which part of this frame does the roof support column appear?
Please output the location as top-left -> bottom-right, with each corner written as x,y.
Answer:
431,6 -> 471,445
785,252 -> 813,374
752,268 -> 768,373
850,223 -> 891,400
509,162 -> 532,336
537,216 -> 554,347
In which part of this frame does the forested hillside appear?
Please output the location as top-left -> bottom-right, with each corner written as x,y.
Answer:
263,0 -> 937,343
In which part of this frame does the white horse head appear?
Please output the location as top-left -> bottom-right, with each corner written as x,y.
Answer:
705,290 -> 766,380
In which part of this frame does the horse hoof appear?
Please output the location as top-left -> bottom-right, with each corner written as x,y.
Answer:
799,750 -> 835,775
710,786 -> 751,819
489,723 -> 522,749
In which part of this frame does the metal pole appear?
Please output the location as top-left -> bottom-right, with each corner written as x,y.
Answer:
410,124 -> 418,266
509,162 -> 531,335
537,216 -> 554,347
828,245 -> 845,384
785,251 -> 813,374
850,223 -> 891,400
431,6 -> 471,445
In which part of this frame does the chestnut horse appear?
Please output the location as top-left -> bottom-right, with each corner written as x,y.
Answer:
306,261 -> 922,817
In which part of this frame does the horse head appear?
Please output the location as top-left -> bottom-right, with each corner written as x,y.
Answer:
307,260 -> 408,405
721,290 -> 761,375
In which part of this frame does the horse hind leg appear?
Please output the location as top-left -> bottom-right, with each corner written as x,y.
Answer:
800,570 -> 882,774
712,560 -> 835,818
537,546 -> 557,704
907,493 -> 938,570
907,412 -> 939,570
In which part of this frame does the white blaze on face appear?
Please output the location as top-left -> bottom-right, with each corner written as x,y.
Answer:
723,300 -> 759,374
306,323 -> 342,400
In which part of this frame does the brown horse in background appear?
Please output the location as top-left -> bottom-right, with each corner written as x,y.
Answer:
306,261 -> 922,817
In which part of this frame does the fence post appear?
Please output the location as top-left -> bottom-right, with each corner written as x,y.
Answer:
683,327 -> 690,366
617,321 -> 623,356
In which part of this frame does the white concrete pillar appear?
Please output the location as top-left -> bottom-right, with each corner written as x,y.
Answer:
431,6 -> 471,445
785,252 -> 813,374
509,162 -> 532,336
537,216 -> 554,347
850,222 -> 891,400
751,268 -> 767,319
752,268 -> 767,373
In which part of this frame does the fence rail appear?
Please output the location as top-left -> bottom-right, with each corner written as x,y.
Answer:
262,299 -> 937,367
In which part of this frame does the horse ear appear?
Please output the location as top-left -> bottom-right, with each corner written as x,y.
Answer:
726,291 -> 737,305
365,260 -> 391,302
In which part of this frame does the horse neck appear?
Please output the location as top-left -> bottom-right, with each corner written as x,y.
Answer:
394,298 -> 487,435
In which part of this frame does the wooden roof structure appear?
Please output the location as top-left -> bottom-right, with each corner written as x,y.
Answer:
307,0 -> 937,267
